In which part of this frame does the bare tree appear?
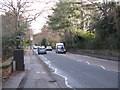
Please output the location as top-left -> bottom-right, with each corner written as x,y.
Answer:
0,0 -> 55,21
0,0 -> 57,48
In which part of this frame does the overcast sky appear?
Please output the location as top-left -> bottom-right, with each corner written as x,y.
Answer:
29,0 -> 59,34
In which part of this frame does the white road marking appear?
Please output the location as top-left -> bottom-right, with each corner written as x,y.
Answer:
36,71 -> 40,74
86,62 -> 90,65
37,54 -> 73,88
100,66 -> 106,69
60,53 -> 119,72
77,59 -> 119,72
35,51 -> 119,88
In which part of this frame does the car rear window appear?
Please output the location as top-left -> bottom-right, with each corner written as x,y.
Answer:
39,48 -> 45,50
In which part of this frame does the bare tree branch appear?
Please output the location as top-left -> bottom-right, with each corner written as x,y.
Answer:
0,0 -> 56,22
87,0 -> 104,11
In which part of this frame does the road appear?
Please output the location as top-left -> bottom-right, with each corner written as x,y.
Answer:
36,50 -> 119,88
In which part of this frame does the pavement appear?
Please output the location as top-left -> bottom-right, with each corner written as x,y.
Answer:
2,50 -> 62,88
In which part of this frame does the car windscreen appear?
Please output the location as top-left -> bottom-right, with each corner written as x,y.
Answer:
57,45 -> 64,49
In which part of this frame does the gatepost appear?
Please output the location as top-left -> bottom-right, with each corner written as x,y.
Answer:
14,49 -> 25,71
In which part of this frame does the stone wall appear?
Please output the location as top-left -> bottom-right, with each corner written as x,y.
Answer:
0,57 -> 13,79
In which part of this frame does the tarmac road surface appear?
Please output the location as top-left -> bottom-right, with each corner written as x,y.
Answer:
37,50 -> 119,88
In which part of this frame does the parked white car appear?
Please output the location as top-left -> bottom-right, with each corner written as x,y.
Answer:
46,46 -> 52,51
33,45 -> 38,49
37,46 -> 47,54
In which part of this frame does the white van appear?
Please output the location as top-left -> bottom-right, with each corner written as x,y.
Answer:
56,43 -> 66,54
